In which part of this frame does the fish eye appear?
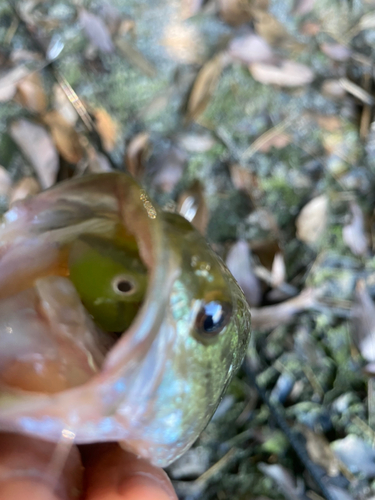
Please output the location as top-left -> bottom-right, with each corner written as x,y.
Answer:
195,300 -> 232,342
112,275 -> 136,296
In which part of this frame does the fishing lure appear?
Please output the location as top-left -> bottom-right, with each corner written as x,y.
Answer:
0,173 -> 251,467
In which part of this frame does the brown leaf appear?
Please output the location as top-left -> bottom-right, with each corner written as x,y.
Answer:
125,132 -> 150,180
52,84 -> 78,126
321,79 -> 346,99
226,240 -> 262,307
251,288 -> 317,331
115,38 -> 157,77
9,119 -> 59,189
14,72 -> 46,114
178,181 -> 208,235
258,132 -> 291,152
320,42 -> 351,62
79,8 -> 115,53
85,147 -> 113,174
43,110 -> 83,164
228,34 -> 274,65
0,67 -> 30,103
252,10 -> 299,48
271,252 -> 286,288
296,194 -> 328,245
9,177 -> 41,205
342,202 -> 368,256
351,280 -> 375,363
230,165 -> 262,201
186,53 -> 226,121
300,426 -> 340,476
217,0 -> 253,26
249,60 -> 314,87
94,108 -> 118,152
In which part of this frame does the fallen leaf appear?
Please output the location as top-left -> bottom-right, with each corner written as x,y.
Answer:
181,0 -> 204,19
228,33 -> 274,65
258,464 -> 304,500
300,426 -> 340,476
0,66 -> 30,103
10,119 -> 59,189
332,435 -> 375,478
94,108 -> 118,152
321,42 -> 352,61
249,60 -> 314,87
85,147 -> 113,174
258,132 -> 291,152
177,133 -> 216,153
342,202 -> 368,256
177,181 -> 208,235
79,8 -> 115,54
321,79 -> 346,99
15,71 -> 47,114
162,23 -> 204,64
0,166 -> 12,197
52,84 -> 78,126
225,240 -> 262,306
125,132 -> 150,180
43,110 -> 83,164
217,0 -> 253,26
315,115 -> 342,132
250,288 -> 317,331
271,252 -> 286,288
293,0 -> 315,15
150,145 -> 186,193
9,177 -> 41,205
230,165 -> 262,201
296,194 -> 328,245
186,53 -> 227,121
252,9 -> 301,49
115,38 -> 157,77
351,280 -> 375,363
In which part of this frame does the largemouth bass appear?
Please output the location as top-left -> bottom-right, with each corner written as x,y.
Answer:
0,173 -> 251,467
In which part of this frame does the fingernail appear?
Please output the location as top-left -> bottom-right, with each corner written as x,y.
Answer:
0,478 -> 60,500
118,472 -> 177,500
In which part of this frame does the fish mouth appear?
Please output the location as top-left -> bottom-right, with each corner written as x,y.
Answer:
0,174 -> 174,437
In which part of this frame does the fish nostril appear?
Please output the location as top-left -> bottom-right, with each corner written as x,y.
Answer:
117,280 -> 133,293
112,276 -> 136,295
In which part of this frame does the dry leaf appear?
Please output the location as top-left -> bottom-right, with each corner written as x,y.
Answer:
249,60 -> 314,87
258,464 -> 303,500
293,0 -> 315,15
351,280 -> 375,363
230,165 -> 262,201
252,10 -> 299,49
178,181 -> 208,235
86,147 -> 113,174
181,0 -> 204,19
320,42 -> 351,62
9,177 -> 41,205
186,53 -> 226,121
271,252 -> 286,288
300,426 -> 340,476
14,72 -> 46,114
217,0 -> 253,26
79,8 -> 115,54
150,145 -> 186,193
226,240 -> 262,307
43,110 -> 83,164
315,115 -> 342,132
177,133 -> 216,153
322,79 -> 346,99
296,194 -> 328,245
343,202 -> 368,256
228,34 -> 274,65
94,108 -> 118,152
0,67 -> 30,103
52,84 -> 78,126
251,288 -> 317,331
162,23 -> 204,64
258,132 -> 291,152
10,119 -> 59,189
125,132 -> 150,180
0,166 -> 12,198
115,38 -> 156,78
332,435 -> 375,478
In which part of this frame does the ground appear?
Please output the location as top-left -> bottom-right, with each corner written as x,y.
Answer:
0,0 -> 375,499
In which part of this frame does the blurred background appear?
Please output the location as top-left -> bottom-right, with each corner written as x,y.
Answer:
1,0 -> 375,498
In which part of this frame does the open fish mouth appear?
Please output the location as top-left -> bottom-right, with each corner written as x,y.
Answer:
0,173 -> 251,467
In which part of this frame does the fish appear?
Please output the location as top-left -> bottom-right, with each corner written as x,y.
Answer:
0,172 -> 251,467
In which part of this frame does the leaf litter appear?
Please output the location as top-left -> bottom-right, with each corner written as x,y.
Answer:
1,0 -> 375,499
